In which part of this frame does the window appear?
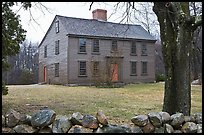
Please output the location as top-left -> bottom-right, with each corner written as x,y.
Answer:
141,61 -> 147,75
141,44 -> 147,55
111,40 -> 117,51
55,40 -> 59,55
130,61 -> 137,75
79,61 -> 87,76
79,38 -> 86,53
92,39 -> 99,53
93,61 -> 99,76
44,45 -> 47,58
55,63 -> 59,77
55,21 -> 59,33
131,41 -> 137,55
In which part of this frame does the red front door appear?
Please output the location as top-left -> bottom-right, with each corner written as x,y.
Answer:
111,64 -> 118,82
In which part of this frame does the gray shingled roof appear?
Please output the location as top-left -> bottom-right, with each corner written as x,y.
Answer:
57,15 -> 156,41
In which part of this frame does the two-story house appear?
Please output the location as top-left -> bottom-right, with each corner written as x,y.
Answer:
38,9 -> 156,85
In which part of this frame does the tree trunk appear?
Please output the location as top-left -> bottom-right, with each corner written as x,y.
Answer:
153,2 -> 194,115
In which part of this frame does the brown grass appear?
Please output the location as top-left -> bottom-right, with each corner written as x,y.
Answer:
2,83 -> 202,124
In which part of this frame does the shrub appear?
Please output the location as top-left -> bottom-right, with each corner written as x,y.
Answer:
2,81 -> 8,95
156,74 -> 165,82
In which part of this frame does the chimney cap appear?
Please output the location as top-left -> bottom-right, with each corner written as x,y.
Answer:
92,9 -> 107,21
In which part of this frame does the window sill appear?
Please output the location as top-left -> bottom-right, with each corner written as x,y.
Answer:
130,53 -> 137,56
130,74 -> 137,76
78,52 -> 87,54
78,75 -> 87,77
141,73 -> 148,76
110,50 -> 118,53
91,52 -> 100,55
141,54 -> 148,56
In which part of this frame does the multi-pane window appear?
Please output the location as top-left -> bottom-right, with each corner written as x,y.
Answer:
141,61 -> 147,75
131,41 -> 137,55
55,21 -> 59,33
44,45 -> 47,58
55,63 -> 59,77
79,61 -> 86,76
55,40 -> 59,55
130,61 -> 137,75
111,40 -> 118,51
141,44 -> 147,55
92,39 -> 99,53
93,61 -> 99,76
79,38 -> 86,53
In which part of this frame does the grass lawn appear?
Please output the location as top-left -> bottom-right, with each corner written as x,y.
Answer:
2,83 -> 202,125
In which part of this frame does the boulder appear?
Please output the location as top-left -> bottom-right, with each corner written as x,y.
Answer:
170,113 -> 185,128
173,130 -> 182,133
181,122 -> 197,133
184,115 -> 195,123
5,109 -> 21,127
95,124 -> 131,133
2,115 -> 6,127
96,110 -> 108,126
197,124 -> 202,133
193,112 -> 202,124
131,125 -> 143,133
159,111 -> 171,124
131,115 -> 149,127
31,108 -> 56,128
70,112 -> 83,125
82,114 -> 99,129
147,112 -> 162,127
12,124 -> 36,133
142,122 -> 155,133
154,127 -> 165,133
68,125 -> 93,133
52,115 -> 72,133
164,123 -> 174,133
38,126 -> 52,133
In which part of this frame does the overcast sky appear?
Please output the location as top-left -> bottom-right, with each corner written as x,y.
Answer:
12,2 -> 159,44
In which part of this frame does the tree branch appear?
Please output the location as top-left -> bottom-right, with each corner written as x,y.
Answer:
192,18 -> 202,30
89,2 -> 93,11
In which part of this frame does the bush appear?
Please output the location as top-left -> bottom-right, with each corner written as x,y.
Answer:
156,74 -> 165,82
2,81 -> 8,95
18,69 -> 35,85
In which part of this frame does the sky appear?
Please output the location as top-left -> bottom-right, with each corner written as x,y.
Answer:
12,2 -> 160,44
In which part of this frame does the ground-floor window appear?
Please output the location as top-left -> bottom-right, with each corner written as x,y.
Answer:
55,63 -> 59,77
130,61 -> 137,76
92,61 -> 100,76
141,61 -> 148,75
79,61 -> 87,76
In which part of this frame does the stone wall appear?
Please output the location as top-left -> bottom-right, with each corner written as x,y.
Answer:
2,108 -> 202,133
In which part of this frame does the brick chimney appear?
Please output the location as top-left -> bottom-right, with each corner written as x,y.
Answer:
92,9 -> 107,21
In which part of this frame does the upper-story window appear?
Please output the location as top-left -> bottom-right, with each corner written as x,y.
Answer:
111,40 -> 118,52
92,39 -> 99,53
55,21 -> 59,33
79,38 -> 86,53
141,44 -> 147,56
55,40 -> 59,55
44,45 -> 47,58
131,41 -> 137,55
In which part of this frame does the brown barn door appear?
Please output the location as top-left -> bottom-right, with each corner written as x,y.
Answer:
44,66 -> 47,83
111,63 -> 118,82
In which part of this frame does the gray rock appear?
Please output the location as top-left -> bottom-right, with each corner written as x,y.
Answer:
31,108 -> 56,128
170,113 -> 185,128
131,125 -> 143,133
131,115 -> 149,126
18,114 -> 32,125
159,111 -> 171,124
174,130 -> 182,133
96,110 -> 108,126
2,115 -> 6,127
52,115 -> 72,133
5,109 -> 21,127
164,123 -> 174,133
95,124 -> 131,133
142,122 -> 155,133
82,114 -> 99,129
148,112 -> 162,127
38,126 -> 52,133
12,124 -> 36,133
193,112 -> 202,124
181,122 -> 197,133
184,115 -> 195,123
154,127 -> 165,133
2,127 -> 13,133
197,124 -> 202,133
68,125 -> 93,133
70,112 -> 83,125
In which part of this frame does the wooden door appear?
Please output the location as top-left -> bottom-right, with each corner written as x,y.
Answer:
111,63 -> 118,82
44,66 -> 47,83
